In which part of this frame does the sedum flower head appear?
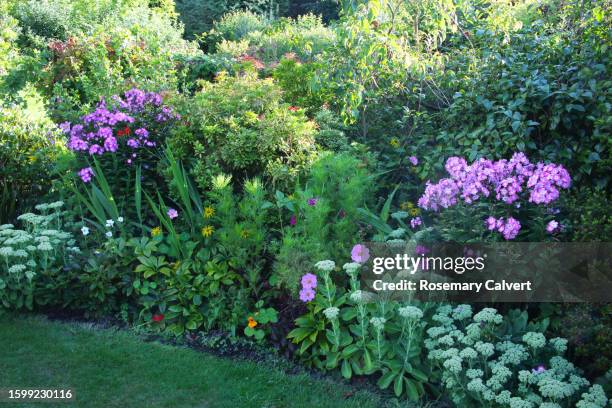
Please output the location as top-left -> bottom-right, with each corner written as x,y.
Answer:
0,247 -> 14,257
474,307 -> 503,324
8,264 -> 26,273
452,304 -> 473,320
323,306 -> 339,320
549,337 -> 568,354
398,305 -> 423,320
522,332 -> 546,349
37,242 -> 53,251
370,317 -> 386,330
314,260 -> 335,272
576,384 -> 608,408
342,262 -> 361,276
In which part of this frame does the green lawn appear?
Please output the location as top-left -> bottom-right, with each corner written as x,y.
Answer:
0,314 -> 384,408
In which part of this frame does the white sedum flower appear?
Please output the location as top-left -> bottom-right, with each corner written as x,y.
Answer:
37,242 -> 53,251
105,231 -> 113,238
8,264 -> 26,273
398,305 -> 424,320
323,307 -> 340,320
314,260 -> 335,272
81,226 -> 90,236
105,219 -> 114,228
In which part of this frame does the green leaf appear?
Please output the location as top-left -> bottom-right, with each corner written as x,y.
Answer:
393,374 -> 403,397
405,378 -> 419,401
377,370 -> 396,390
341,360 -> 352,379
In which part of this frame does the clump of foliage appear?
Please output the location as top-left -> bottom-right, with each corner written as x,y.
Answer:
0,202 -> 80,310
425,305 -> 608,407
288,258 -> 431,401
169,72 -> 318,189
0,95 -> 66,223
272,152 -> 373,292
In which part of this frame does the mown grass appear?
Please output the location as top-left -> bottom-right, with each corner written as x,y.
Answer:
0,314 -> 385,408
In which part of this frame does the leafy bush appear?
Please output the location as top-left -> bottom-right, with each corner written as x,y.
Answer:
205,10 -> 268,50
42,7 -> 198,121
169,72 -> 318,189
272,152 -> 373,293
176,0 -> 285,40
0,98 -> 65,223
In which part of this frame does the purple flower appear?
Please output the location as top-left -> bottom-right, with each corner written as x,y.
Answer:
167,208 -> 178,219
135,128 -> 149,138
485,216 -> 498,231
299,287 -> 316,302
78,167 -> 94,183
418,153 -> 571,211
127,138 -> 140,148
301,273 -> 317,289
409,156 -> 419,166
351,244 -> 370,263
103,136 -> 118,152
415,245 -> 429,256
532,365 -> 546,374
410,217 -> 422,229
501,217 -> 521,240
290,214 -> 297,226
88,144 -> 104,155
68,136 -> 88,151
307,197 -> 318,206
59,122 -> 71,133
418,178 -> 460,211
546,220 -> 559,233
97,127 -> 113,139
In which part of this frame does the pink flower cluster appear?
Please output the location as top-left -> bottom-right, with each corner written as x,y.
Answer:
63,88 -> 180,182
485,216 -> 521,240
299,273 -> 317,302
418,153 -> 571,211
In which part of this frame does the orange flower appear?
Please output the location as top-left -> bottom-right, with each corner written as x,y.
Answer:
247,317 -> 257,328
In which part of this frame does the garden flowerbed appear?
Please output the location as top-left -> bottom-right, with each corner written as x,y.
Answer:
0,0 -> 610,406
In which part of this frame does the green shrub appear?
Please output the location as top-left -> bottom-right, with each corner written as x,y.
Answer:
176,0 -> 285,40
0,98 -> 66,223
42,7 -> 199,121
272,152 -> 372,293
272,56 -> 333,113
169,72 -> 318,189
206,10 -> 268,50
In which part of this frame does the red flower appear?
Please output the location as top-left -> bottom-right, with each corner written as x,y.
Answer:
288,106 -> 299,112
152,314 -> 164,322
117,126 -> 131,137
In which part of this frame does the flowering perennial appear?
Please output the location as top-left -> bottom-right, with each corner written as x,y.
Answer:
418,153 -> 571,210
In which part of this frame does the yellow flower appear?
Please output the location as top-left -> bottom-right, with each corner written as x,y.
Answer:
389,138 -> 400,148
201,225 -> 214,237
151,226 -> 162,237
400,201 -> 414,211
240,229 -> 250,239
409,207 -> 421,216
203,206 -> 215,218
248,317 -> 257,328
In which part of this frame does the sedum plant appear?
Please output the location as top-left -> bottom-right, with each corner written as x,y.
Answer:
0,201 -> 80,310
288,253 -> 431,400
425,305 -> 609,407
